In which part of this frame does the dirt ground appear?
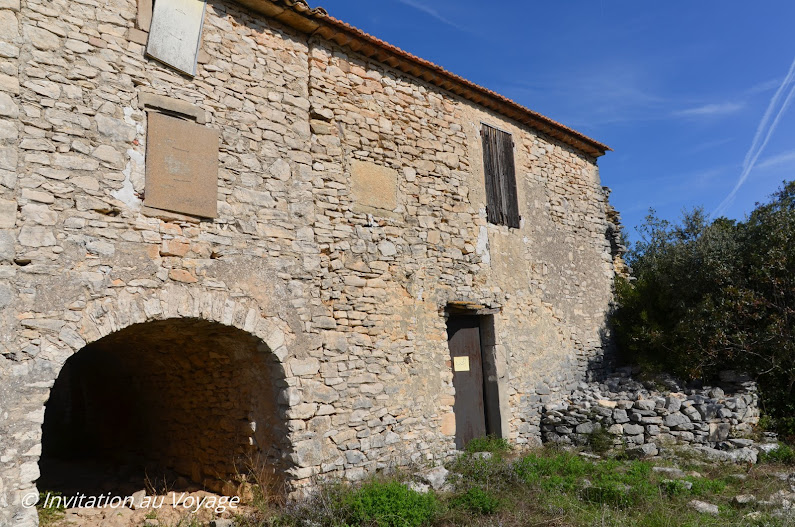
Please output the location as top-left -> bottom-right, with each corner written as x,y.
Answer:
38,459 -> 253,527
49,489 -> 250,527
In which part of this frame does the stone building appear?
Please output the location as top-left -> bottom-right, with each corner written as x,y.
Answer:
0,0 -> 620,524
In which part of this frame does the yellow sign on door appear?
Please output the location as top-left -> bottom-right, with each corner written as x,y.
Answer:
453,356 -> 470,372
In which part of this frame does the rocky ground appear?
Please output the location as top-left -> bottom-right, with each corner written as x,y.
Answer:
36,460 -> 253,527
46,489 -> 247,527
38,439 -> 795,527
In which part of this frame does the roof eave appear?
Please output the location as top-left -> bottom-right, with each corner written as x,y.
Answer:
230,0 -> 611,157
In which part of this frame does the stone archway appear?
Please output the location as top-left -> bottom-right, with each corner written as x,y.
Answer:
3,280 -> 325,527
38,318 -> 289,497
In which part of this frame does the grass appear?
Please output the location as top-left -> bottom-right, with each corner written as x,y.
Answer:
256,446 -> 795,527
42,446 -> 795,527
463,436 -> 511,456
36,491 -> 65,527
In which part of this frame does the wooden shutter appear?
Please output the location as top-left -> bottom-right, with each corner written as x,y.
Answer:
481,124 -> 520,228
481,125 -> 502,225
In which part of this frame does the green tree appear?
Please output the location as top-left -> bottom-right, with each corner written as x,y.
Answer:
615,181 -> 795,431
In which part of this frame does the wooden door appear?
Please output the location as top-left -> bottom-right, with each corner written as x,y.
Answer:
447,315 -> 487,449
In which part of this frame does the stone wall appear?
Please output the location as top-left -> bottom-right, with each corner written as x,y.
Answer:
0,0 -> 621,524
542,369 -> 760,453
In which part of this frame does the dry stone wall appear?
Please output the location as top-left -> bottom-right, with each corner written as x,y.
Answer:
542,369 -> 760,455
0,0 -> 622,524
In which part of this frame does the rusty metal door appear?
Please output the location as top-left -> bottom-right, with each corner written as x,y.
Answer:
447,315 -> 487,449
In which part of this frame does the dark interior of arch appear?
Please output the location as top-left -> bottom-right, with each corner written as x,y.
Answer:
39,318 -> 287,496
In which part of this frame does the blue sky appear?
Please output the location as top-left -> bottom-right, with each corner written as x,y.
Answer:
318,0 -> 795,242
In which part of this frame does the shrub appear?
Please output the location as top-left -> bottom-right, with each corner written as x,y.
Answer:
450,487 -> 501,515
343,480 -> 438,527
449,451 -> 517,492
270,482 -> 356,527
614,180 -> 795,433
759,443 -> 795,465
759,416 -> 795,443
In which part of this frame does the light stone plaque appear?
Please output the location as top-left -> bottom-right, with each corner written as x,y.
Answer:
146,0 -> 206,76
350,160 -> 398,216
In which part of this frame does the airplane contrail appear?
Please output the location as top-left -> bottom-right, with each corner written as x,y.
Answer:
713,56 -> 795,217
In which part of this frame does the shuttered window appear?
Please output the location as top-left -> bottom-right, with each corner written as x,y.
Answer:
481,124 -> 520,228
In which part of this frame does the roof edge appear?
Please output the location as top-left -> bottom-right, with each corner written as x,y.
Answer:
231,0 -> 611,157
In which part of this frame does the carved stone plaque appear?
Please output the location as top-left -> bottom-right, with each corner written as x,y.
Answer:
144,112 -> 219,218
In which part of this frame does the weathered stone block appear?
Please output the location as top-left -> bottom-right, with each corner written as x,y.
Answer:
0,198 -> 15,228
612,408 -> 629,424
24,25 -> 60,50
0,92 -> 17,118
665,395 -> 682,413
625,443 -> 658,458
168,269 -> 197,283
664,413 -> 691,429
289,358 -> 320,377
0,11 -> 19,40
0,283 -> 12,308
634,399 -> 656,411
441,413 -> 455,436
623,423 -> 644,435
18,226 -> 55,247
96,113 -> 136,142
708,422 -> 730,442
0,231 -> 14,261
689,500 -> 719,515
0,146 -> 16,171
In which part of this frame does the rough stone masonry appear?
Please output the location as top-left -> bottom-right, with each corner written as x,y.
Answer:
543,369 -> 761,459
0,0 -> 623,524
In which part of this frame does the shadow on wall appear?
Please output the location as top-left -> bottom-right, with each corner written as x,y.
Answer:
582,192 -> 626,382
38,318 -> 290,497
585,311 -> 619,383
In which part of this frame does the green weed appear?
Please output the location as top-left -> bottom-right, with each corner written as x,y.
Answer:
450,487 -> 501,515
588,425 -> 615,454
37,491 -> 65,527
759,443 -> 795,465
343,480 -> 438,527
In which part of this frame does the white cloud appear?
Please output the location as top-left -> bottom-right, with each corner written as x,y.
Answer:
746,78 -> 782,95
395,0 -> 468,32
500,62 -> 669,129
714,56 -> 795,217
674,102 -> 744,117
686,137 -> 734,154
756,150 -> 795,171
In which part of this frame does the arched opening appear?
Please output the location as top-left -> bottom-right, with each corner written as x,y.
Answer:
38,318 -> 288,497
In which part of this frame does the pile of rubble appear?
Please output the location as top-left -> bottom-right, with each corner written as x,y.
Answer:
542,369 -> 763,458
